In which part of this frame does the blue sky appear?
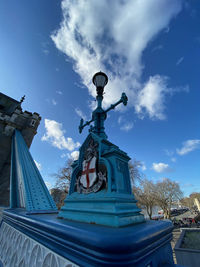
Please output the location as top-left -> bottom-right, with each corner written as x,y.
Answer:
0,0 -> 200,196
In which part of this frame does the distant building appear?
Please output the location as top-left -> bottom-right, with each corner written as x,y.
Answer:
0,92 -> 41,206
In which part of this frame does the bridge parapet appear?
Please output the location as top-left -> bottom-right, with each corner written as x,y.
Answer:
0,208 -> 175,267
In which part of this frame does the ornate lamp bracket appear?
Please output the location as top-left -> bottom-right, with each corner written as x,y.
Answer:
78,72 -> 128,137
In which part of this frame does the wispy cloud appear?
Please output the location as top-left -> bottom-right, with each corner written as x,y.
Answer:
152,162 -> 172,173
140,162 -> 147,171
164,149 -> 174,157
152,45 -> 163,52
52,99 -> 57,106
75,107 -> 87,121
181,182 -> 194,188
46,98 -> 58,106
171,157 -> 176,162
118,116 -> 123,125
51,0 -> 183,120
176,139 -> 200,155
61,153 -> 68,158
42,119 -> 80,151
41,41 -> 50,55
56,90 -> 63,95
164,149 -> 176,162
43,49 -> 49,55
120,122 -> 134,132
172,85 -> 189,94
118,115 -> 133,131
176,56 -> 184,66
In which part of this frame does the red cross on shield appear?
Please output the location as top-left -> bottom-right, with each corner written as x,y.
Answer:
80,156 -> 97,189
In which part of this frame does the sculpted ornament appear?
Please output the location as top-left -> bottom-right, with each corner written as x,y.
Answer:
76,139 -> 107,194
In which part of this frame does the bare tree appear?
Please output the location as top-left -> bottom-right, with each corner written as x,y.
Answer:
134,179 -> 156,219
53,159 -> 73,193
189,192 -> 200,201
50,159 -> 73,209
154,178 -> 183,219
180,192 -> 200,210
129,159 -> 143,184
180,197 -> 194,209
50,188 -> 66,210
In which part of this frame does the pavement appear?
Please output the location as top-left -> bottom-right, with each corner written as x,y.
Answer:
170,210 -> 199,264
171,228 -> 181,264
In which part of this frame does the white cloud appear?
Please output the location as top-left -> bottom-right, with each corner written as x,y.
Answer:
140,162 -> 147,171
61,153 -> 68,158
34,160 -> 42,171
120,122 -> 134,132
118,115 -> 133,132
152,162 -> 172,173
52,99 -> 57,106
176,56 -> 184,66
56,90 -> 63,95
136,75 -> 170,120
164,150 -> 176,162
164,149 -> 174,157
42,119 -> 80,151
43,49 -> 49,55
61,150 -> 79,160
41,41 -> 50,55
171,157 -> 176,162
152,45 -> 163,52
51,0 -> 182,119
118,116 -> 123,124
176,139 -> 200,155
75,107 -> 87,121
70,150 -> 80,161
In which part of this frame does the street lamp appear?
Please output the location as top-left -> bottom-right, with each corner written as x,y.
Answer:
79,71 -> 128,137
92,71 -> 108,96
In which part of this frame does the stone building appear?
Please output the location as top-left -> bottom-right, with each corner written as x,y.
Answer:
0,92 -> 41,206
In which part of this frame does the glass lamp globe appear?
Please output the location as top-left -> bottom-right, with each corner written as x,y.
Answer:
92,71 -> 108,88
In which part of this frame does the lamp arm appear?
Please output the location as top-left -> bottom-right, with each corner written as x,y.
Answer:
104,92 -> 128,114
79,118 -> 94,133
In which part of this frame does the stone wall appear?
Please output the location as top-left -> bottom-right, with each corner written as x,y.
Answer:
0,93 -> 41,206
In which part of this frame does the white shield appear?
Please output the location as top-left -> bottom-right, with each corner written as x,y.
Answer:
80,156 -> 97,188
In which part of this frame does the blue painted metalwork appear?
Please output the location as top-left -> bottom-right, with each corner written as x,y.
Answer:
2,209 -> 176,267
78,72 -> 127,138
60,73 -> 144,227
79,90 -> 127,139
60,132 -> 144,227
10,130 -> 57,213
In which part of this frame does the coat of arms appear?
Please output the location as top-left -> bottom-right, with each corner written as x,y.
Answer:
77,139 -> 107,194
